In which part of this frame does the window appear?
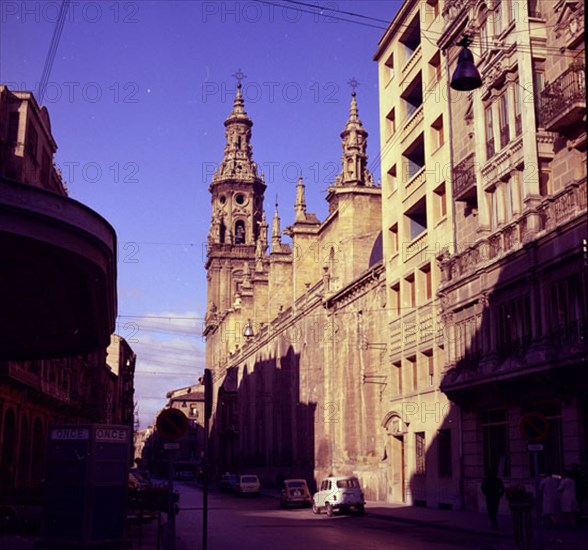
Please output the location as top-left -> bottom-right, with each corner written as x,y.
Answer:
482,409 -> 510,477
498,94 -> 510,149
400,15 -> 421,63
387,165 -> 398,194
405,197 -> 428,239
385,52 -> 395,81
533,70 -> 545,126
420,263 -> 432,302
428,50 -> 442,85
408,355 -> 418,390
485,105 -> 495,159
402,72 -> 423,119
479,5 -> 489,55
425,0 -> 440,22
508,0 -> 518,22
234,220 -> 246,244
422,349 -> 434,386
393,361 -> 402,394
454,316 -> 481,363
405,274 -> 416,309
438,429 -> 452,477
431,115 -> 444,150
434,182 -> 447,220
496,295 -> 532,358
415,432 -> 426,475
402,134 -> 425,182
8,112 -> 19,143
389,222 -> 399,255
41,149 -> 51,184
26,123 -> 38,159
503,177 -> 514,220
548,273 -> 587,345
391,283 -> 401,316
494,0 -> 504,35
386,108 -> 396,137
513,83 -> 522,136
490,187 -> 500,227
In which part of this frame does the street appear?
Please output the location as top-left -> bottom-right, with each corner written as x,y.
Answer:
170,482 -> 511,550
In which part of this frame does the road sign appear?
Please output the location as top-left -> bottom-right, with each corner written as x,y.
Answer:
157,408 -> 189,441
519,412 -> 550,443
528,443 -> 544,452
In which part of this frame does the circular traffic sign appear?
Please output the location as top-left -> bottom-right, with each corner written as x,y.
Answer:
156,408 -> 189,441
519,412 -> 550,443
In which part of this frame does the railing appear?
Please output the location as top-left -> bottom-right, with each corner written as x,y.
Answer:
548,319 -> 587,347
404,165 -> 426,197
540,64 -> 586,131
403,231 -> 428,262
453,153 -> 476,199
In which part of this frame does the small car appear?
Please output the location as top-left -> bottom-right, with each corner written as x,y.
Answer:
234,474 -> 261,496
218,473 -> 239,492
280,479 -> 312,508
312,476 -> 365,517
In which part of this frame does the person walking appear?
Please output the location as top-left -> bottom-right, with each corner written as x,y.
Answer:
540,471 -> 559,528
557,469 -> 579,527
482,469 -> 505,530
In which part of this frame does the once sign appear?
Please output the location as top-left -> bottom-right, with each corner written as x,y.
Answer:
519,412 -> 550,443
157,408 -> 189,441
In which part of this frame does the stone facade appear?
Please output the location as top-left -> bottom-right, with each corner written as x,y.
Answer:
437,0 -> 586,512
203,86 -> 388,496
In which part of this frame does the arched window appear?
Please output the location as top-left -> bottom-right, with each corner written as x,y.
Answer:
220,219 -> 226,244
235,220 -> 246,244
479,5 -> 489,55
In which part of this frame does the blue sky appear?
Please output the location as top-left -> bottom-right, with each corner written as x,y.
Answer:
1,0 -> 400,427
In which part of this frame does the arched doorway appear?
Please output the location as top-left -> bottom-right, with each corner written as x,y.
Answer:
382,411 -> 408,503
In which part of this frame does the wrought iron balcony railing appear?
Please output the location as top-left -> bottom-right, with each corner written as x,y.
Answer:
452,153 -> 476,201
540,63 -> 586,132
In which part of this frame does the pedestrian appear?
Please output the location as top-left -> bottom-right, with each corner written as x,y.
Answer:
539,471 -> 559,528
569,463 -> 586,526
557,469 -> 579,527
481,469 -> 505,530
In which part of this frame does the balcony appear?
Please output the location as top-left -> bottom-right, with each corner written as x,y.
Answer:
541,64 -> 586,132
0,177 -> 117,360
452,153 -> 476,201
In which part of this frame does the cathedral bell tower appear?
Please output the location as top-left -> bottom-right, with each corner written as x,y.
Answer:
205,82 -> 267,322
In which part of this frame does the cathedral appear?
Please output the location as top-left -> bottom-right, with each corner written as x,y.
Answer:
203,83 -> 390,497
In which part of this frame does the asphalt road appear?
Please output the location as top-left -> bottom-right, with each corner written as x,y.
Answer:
172,482 -> 512,550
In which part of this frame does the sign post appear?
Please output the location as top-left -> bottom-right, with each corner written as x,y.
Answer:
519,412 -> 550,550
202,368 -> 212,550
156,409 -> 189,550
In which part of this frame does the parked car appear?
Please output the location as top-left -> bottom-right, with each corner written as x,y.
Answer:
280,479 -> 312,508
312,476 -> 365,517
234,474 -> 261,496
218,473 -> 239,492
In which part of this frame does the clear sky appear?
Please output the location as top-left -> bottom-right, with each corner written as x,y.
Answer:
1,0 -> 401,428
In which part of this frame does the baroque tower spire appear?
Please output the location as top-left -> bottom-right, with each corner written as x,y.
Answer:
336,91 -> 374,187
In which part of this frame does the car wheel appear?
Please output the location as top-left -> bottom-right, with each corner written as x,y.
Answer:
326,503 -> 334,517
312,503 -> 321,515
357,504 -> 365,515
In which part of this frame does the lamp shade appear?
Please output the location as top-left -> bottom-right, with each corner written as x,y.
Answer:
451,46 -> 482,91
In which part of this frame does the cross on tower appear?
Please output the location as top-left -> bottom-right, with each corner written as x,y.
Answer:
233,68 -> 247,87
347,76 -> 360,96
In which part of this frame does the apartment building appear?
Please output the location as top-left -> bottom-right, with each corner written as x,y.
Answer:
437,0 -> 586,512
374,0 -> 460,508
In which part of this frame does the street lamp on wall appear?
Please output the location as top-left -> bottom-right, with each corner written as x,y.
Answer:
450,36 -> 483,91
243,319 -> 254,338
